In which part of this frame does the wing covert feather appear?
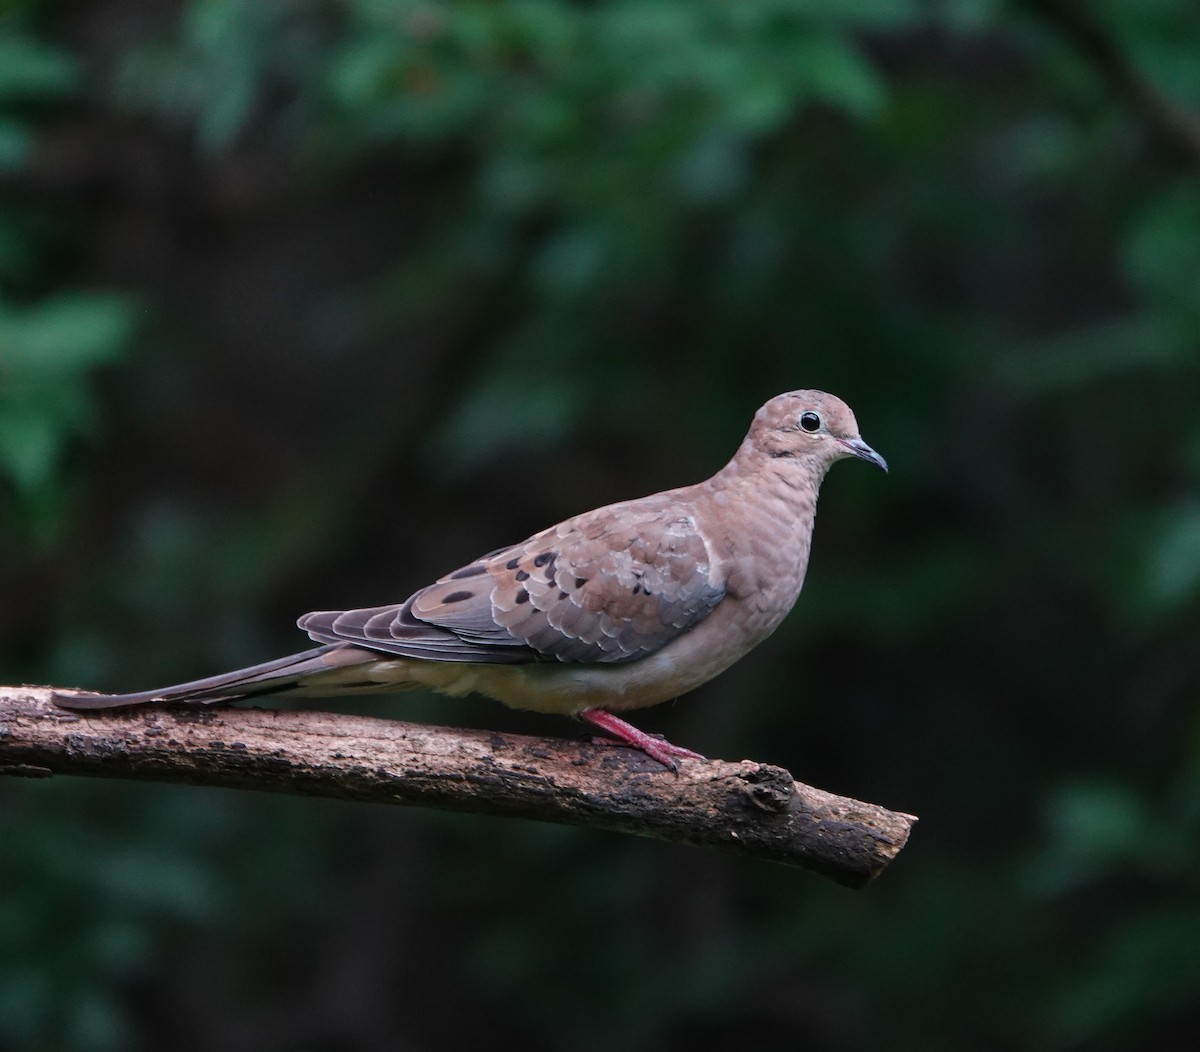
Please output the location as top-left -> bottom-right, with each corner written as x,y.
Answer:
299,498 -> 726,665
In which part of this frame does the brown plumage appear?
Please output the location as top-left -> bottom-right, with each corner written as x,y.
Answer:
53,390 -> 886,769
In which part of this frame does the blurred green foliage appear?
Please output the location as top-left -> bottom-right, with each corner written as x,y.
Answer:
2,0 -> 1200,1049
0,15 -> 135,541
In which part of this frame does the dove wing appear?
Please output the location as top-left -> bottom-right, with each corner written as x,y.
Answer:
298,496 -> 725,666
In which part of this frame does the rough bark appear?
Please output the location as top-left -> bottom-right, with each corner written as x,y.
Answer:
1,686 -> 915,887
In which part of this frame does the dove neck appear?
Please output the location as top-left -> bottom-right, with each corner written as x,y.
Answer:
710,441 -> 824,516
697,441 -> 822,611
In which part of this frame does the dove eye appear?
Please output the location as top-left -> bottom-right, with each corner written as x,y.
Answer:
799,411 -> 822,433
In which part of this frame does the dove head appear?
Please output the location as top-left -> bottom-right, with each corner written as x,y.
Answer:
746,390 -> 888,474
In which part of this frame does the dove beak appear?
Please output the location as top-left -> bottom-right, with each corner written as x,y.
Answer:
840,437 -> 888,472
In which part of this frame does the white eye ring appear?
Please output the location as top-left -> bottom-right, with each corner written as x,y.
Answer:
799,411 -> 822,433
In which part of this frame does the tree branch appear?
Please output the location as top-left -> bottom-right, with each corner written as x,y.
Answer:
1032,0 -> 1200,168
1,686 -> 915,887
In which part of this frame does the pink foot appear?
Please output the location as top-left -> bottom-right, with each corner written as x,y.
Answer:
579,709 -> 706,772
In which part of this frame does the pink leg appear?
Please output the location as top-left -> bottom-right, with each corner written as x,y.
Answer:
580,709 -> 706,771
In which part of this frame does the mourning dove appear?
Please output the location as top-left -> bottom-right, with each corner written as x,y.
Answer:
54,390 -> 886,769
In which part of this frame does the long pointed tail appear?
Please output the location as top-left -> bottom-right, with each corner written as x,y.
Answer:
51,643 -> 362,710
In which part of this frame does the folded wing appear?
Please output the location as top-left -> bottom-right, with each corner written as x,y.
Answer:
299,497 -> 726,666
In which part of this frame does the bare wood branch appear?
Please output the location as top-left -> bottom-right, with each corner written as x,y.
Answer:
1,686 -> 915,887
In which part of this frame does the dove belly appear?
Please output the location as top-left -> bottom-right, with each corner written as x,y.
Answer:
358,627 -> 752,715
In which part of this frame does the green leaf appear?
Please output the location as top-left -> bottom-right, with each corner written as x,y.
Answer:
0,400 -> 64,491
995,314 -> 1186,394
0,118 -> 30,171
1140,501 -> 1200,609
1125,185 -> 1200,310
0,295 -> 135,493
794,32 -> 886,118
0,34 -> 77,100
1049,903 -> 1200,1046
0,296 -> 136,372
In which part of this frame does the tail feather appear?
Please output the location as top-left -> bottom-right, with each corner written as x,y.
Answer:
52,643 -> 357,710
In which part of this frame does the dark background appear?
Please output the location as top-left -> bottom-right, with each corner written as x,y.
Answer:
3,2 -> 1199,1049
